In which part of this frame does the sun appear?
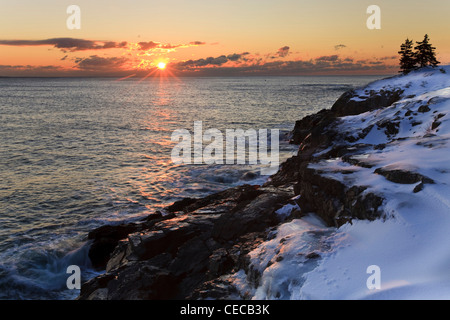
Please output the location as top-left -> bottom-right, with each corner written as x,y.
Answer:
157,62 -> 167,70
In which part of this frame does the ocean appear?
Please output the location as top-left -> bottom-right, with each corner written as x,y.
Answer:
0,75 -> 383,299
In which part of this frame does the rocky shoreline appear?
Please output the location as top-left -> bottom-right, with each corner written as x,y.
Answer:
78,76 -> 414,300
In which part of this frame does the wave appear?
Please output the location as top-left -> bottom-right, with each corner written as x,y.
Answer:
0,241 -> 98,300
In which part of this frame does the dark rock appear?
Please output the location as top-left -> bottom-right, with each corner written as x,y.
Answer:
166,198 -> 198,213
241,171 -> 258,181
418,105 -> 431,113
432,121 -> 441,130
290,109 -> 335,145
212,190 -> 292,242
374,167 -> 435,185
377,120 -> 400,136
106,263 -> 178,300
331,88 -> 403,117
306,252 -> 321,259
413,182 -> 425,193
88,237 -> 121,269
296,167 -> 383,227
87,223 -> 140,269
88,222 -> 139,242
208,248 -> 234,279
87,212 -> 172,270
189,277 -> 240,300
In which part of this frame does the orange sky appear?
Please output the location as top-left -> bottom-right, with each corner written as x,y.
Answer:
0,0 -> 449,76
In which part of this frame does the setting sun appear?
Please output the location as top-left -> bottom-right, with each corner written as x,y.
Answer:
157,62 -> 167,70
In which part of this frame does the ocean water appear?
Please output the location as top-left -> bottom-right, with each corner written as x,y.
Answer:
0,75 -> 382,299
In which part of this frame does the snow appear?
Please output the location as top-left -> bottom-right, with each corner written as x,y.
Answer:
231,66 -> 450,300
274,202 -> 301,221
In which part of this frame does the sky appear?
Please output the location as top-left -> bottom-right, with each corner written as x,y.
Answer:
0,0 -> 449,77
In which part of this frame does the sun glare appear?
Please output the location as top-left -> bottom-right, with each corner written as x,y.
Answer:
157,62 -> 167,70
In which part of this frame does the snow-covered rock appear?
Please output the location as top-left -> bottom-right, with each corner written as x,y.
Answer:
234,66 -> 450,300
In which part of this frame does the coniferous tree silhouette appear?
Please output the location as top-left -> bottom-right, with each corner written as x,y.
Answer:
398,38 -> 416,74
414,34 -> 440,68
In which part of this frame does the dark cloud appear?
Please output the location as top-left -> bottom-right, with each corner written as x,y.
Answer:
172,51 -> 396,76
0,64 -> 62,71
379,55 -> 397,60
189,41 -> 207,46
0,64 -> 67,76
176,53 -> 247,68
226,53 -> 243,61
276,46 -> 290,57
334,44 -> 347,50
75,55 -> 129,70
138,41 -> 159,50
316,55 -> 339,62
0,38 -> 128,52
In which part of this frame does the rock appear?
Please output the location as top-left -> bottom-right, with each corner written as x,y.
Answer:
212,190 -> 292,242
165,198 -> 197,213
413,182 -> 425,193
189,277 -> 240,300
374,167 -> 435,185
80,182 -> 282,299
377,120 -> 400,136
306,252 -> 321,259
207,248 -> 234,279
88,237 -> 121,269
241,171 -> 258,181
87,212 -> 171,269
331,88 -> 403,117
418,105 -> 431,113
432,120 -> 441,130
106,263 -> 178,300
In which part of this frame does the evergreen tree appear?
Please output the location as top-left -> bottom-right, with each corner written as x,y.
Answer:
414,34 -> 440,68
398,38 -> 416,74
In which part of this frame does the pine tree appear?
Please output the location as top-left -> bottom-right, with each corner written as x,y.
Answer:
414,34 -> 440,68
398,38 -> 416,74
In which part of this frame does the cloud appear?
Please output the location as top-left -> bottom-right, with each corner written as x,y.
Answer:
172,51 -> 396,76
276,46 -> 290,57
75,55 -> 129,70
0,38 -> 128,52
138,41 -> 159,51
379,55 -> 397,60
189,41 -> 207,46
0,64 -> 68,76
138,40 -> 207,51
334,44 -> 347,50
316,55 -> 339,62
0,64 -> 63,71
175,53 -> 248,68
226,53 -> 245,61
